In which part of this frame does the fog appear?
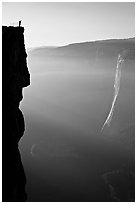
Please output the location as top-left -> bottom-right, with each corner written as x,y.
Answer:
19,44 -> 135,201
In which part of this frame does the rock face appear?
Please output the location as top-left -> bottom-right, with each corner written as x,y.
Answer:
2,26 -> 30,201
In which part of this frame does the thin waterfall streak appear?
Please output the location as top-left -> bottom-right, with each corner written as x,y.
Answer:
101,94 -> 117,132
30,144 -> 36,157
101,54 -> 124,133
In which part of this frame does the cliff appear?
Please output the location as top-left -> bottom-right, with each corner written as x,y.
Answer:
2,26 -> 30,201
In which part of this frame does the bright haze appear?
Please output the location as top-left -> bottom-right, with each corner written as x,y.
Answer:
2,2 -> 135,48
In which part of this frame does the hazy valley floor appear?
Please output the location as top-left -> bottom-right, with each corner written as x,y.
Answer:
19,45 -> 135,201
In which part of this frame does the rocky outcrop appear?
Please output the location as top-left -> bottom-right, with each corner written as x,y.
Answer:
2,26 -> 30,201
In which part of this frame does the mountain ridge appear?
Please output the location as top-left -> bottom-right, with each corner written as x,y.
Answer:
28,37 -> 135,61
27,37 -> 135,52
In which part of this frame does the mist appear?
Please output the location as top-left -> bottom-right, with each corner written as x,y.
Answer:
19,40 -> 135,201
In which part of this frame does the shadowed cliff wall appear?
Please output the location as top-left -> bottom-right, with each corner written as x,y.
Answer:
2,26 -> 30,201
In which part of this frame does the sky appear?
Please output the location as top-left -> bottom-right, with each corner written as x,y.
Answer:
2,2 -> 135,48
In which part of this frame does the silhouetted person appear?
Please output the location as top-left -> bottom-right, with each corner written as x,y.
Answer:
19,21 -> 21,27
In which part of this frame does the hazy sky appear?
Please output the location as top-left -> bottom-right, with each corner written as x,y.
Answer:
2,2 -> 135,48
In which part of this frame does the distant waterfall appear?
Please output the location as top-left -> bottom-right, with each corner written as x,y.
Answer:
101,54 -> 124,132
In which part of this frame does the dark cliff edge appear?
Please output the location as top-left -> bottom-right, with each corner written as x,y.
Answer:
2,26 -> 30,201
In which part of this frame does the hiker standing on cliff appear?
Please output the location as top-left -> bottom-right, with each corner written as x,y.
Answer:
19,21 -> 21,27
